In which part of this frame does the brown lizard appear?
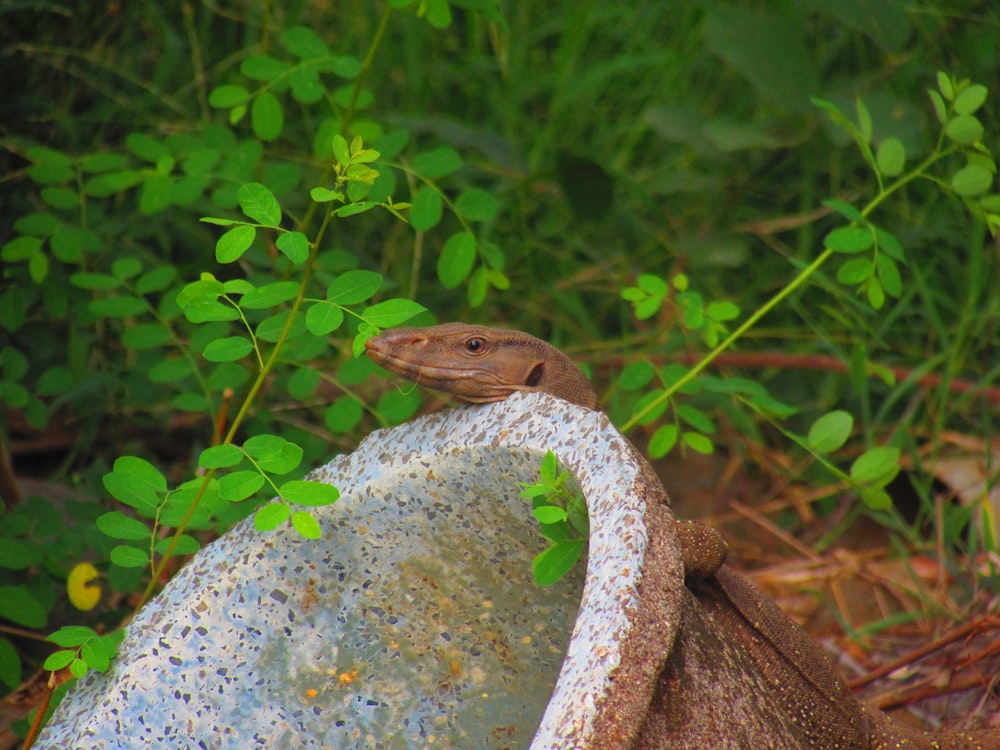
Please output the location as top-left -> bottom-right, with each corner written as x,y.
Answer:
365,322 -> 1000,749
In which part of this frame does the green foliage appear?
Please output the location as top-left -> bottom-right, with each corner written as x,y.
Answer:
44,626 -> 125,679
519,451 -> 589,585
2,0 -> 999,715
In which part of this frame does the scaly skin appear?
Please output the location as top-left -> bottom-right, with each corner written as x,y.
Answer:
366,323 -> 999,749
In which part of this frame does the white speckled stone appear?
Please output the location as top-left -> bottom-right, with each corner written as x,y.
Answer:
37,392 -> 676,749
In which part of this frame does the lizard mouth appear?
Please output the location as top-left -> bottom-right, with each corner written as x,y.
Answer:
364,342 -> 515,403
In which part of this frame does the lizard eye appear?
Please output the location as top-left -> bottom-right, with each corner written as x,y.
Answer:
465,337 -> 486,355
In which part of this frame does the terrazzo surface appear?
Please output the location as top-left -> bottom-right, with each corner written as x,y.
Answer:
37,392 -> 659,749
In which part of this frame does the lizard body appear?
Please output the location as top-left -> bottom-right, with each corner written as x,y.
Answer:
365,323 -> 999,749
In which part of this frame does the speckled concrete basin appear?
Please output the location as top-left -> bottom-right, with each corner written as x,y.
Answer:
37,392 -> 669,749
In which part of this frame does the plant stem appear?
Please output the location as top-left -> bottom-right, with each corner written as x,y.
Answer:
620,144 -> 956,434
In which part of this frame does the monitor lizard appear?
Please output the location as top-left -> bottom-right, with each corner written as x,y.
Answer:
365,322 -> 999,749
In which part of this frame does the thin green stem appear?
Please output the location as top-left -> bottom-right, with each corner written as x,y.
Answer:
620,143 -> 956,434
621,248 -> 834,432
342,5 -> 393,135
139,234 -> 324,608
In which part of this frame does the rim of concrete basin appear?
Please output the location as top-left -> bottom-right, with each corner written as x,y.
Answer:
36,391 -> 682,749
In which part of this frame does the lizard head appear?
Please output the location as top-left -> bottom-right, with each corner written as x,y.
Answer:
365,323 -> 598,410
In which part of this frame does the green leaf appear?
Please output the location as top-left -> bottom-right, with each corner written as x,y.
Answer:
327,270 -> 382,304
241,54 -> 289,81
945,115 -> 984,146
410,187 -> 443,232
825,226 -> 874,253
96,511 -> 150,540
822,199 -> 864,223
951,165 -> 993,197
110,546 -> 149,568
85,170 -> 145,197
875,254 -> 902,298
0,586 -> 48,630
238,182 -> 281,226
148,358 -> 195,386
310,186 -> 343,203
153,534 -> 200,556
859,487 -> 893,511
202,336 -> 254,363
255,310 -> 306,342
43,650 -> 77,672
336,200 -> 378,217
0,638 -> 20,689
89,295 -> 148,318
638,274 -> 668,297
836,257 -> 873,285
411,146 -> 463,179
850,446 -> 901,485
40,187 -> 78,210
135,265 -> 177,295
332,134 -> 351,167
252,91 -> 284,141
244,434 -> 303,474
218,471 -> 267,502
807,410 -> 853,453
928,89 -> 947,124
287,367 -> 321,399
324,396 -> 364,434
363,298 -> 427,328
376,389 -> 421,424
290,511 -> 322,539
2,236 -> 43,262
126,133 -> 168,162
254,502 -> 291,532
306,301 -> 344,335
14,212 -> 60,236
69,658 -> 89,678
706,301 -> 739,322
874,228 -> 906,263
0,538 -> 41,569
27,162 -> 74,184
677,405 -> 715,434
279,480 -> 340,507
533,539 -> 585,586
954,84 -> 988,116
681,432 -> 714,454
875,138 -> 905,177
437,232 -> 476,288
209,85 -> 250,108
467,266 -> 489,308
283,26 -> 331,58
80,636 -> 113,672
855,96 -> 873,144
424,0 -> 452,28
199,444 -> 245,469
533,506 -> 568,524
46,626 -> 98,648
937,71 -> 954,100
103,456 -> 166,513
617,361 -> 655,391
631,389 -> 669,426
25,145 -> 73,166
240,281 -> 300,309
648,424 -> 679,458
275,231 -> 309,263
455,188 -> 498,222
216,224 -> 256,263
866,277 -> 885,309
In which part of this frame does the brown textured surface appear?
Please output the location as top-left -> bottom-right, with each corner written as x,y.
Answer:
370,324 -> 1000,749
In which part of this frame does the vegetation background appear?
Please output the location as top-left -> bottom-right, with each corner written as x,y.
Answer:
1,0 -> 998,739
